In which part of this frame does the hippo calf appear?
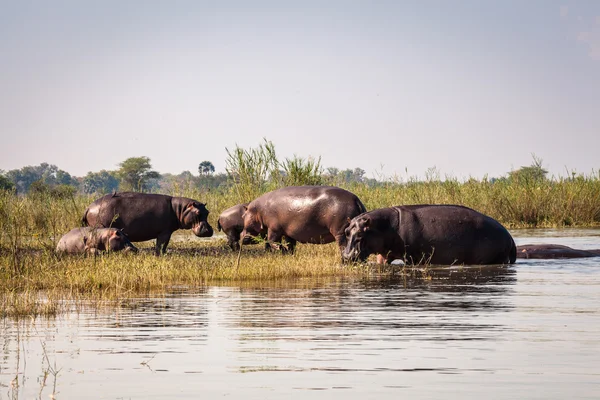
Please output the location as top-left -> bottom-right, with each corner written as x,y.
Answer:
342,204 -> 516,265
517,244 -> 600,259
217,203 -> 250,251
56,227 -> 137,255
241,185 -> 367,254
82,192 -> 213,255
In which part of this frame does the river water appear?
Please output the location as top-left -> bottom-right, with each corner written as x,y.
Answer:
1,229 -> 600,399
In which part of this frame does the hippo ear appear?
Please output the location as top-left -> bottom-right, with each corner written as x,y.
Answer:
255,214 -> 264,230
361,217 -> 371,231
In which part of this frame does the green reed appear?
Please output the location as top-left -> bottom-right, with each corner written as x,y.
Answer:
344,173 -> 600,228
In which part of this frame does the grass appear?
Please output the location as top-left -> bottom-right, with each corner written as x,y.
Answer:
1,169 -> 600,318
0,237 -> 380,318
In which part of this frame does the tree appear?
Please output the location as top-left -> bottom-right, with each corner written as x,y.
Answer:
0,171 -> 14,191
116,157 -> 161,192
509,154 -> 548,183
326,167 -> 339,177
158,171 -> 197,193
82,170 -> 120,194
29,180 -> 76,198
198,161 -> 215,176
6,163 -> 77,194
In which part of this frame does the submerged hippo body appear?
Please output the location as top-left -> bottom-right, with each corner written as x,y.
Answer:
217,203 -> 248,251
82,192 -> 213,255
517,244 -> 600,259
56,227 -> 137,255
241,186 -> 367,254
342,204 -> 516,265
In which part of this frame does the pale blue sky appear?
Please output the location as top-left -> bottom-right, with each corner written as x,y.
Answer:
1,1 -> 599,180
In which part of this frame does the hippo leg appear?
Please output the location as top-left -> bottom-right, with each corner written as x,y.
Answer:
156,231 -> 172,255
283,237 -> 297,254
267,229 -> 287,254
227,231 -> 240,251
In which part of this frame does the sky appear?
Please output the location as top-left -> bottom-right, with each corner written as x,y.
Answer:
1,0 -> 599,181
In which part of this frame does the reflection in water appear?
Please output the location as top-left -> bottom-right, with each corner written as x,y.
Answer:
228,266 -> 516,337
1,230 -> 600,399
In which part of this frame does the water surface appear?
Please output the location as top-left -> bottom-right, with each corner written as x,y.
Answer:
1,229 -> 599,399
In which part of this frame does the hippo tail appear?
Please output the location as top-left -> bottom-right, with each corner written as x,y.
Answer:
509,237 -> 516,264
81,207 -> 90,227
217,218 -> 222,232
356,198 -> 367,215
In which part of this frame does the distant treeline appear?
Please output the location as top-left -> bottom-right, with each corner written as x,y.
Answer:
1,141 -> 599,229
0,148 -> 378,196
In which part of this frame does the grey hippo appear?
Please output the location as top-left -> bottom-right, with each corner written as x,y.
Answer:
56,227 -> 138,255
516,244 -> 600,259
342,204 -> 516,265
217,203 -> 249,251
241,185 -> 367,254
82,192 -> 213,255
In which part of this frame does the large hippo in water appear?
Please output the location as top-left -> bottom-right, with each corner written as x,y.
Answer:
516,244 -> 600,259
240,185 -> 367,254
217,203 -> 249,251
56,227 -> 138,255
342,204 -> 516,265
82,192 -> 213,255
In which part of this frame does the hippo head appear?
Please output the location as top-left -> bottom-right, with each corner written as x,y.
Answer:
104,229 -> 138,253
240,206 -> 263,244
181,201 -> 214,238
341,215 -> 373,262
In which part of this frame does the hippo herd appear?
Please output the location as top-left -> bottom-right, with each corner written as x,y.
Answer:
56,186 -> 600,265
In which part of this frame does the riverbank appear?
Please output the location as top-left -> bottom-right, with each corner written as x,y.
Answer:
1,239 -> 379,318
2,177 -> 600,319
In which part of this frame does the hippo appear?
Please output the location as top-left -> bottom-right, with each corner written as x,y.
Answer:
516,244 -> 600,259
217,203 -> 249,251
56,227 -> 138,255
342,204 -> 516,265
82,192 -> 213,255
240,185 -> 367,254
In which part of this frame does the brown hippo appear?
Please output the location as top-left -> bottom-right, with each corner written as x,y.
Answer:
516,244 -> 600,259
217,203 -> 248,251
240,185 -> 367,254
342,204 -> 516,265
82,192 -> 213,255
56,227 -> 138,255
